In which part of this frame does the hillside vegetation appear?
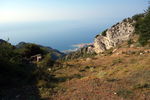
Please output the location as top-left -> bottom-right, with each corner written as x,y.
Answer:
134,7 -> 150,46
0,41 -> 62,99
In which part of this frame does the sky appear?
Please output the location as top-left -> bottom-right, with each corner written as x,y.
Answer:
0,0 -> 149,51
0,0 -> 148,23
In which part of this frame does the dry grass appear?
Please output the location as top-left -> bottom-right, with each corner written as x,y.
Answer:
46,48 -> 150,100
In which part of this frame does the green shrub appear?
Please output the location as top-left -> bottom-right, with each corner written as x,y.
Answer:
132,14 -> 144,21
133,83 -> 150,89
135,7 -> 150,46
117,89 -> 133,99
111,58 -> 122,66
106,78 -> 118,82
19,44 -> 44,58
0,41 -> 57,99
101,29 -> 107,36
104,48 -> 113,55
72,74 -> 83,79
0,42 -> 37,88
95,34 -> 100,38
39,53 -> 54,67
128,39 -> 133,46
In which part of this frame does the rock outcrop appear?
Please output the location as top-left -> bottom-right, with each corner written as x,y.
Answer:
63,18 -> 136,60
62,45 -> 96,60
93,18 -> 135,53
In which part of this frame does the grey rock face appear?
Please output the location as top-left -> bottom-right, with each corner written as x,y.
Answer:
94,18 -> 135,53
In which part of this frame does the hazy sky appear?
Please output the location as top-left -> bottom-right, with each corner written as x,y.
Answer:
0,0 -> 148,23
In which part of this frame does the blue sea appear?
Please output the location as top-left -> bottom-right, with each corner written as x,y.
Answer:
0,19 -> 121,51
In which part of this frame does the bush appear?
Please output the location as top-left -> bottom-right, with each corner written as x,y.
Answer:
101,29 -> 107,36
39,53 -> 55,67
132,14 -> 144,21
106,78 -> 118,82
19,44 -> 44,58
128,39 -> 133,46
111,58 -> 122,66
0,42 -> 37,88
135,7 -> 150,46
117,89 -> 133,99
95,34 -> 100,38
0,41 -> 57,99
133,83 -> 150,89
104,48 -> 113,55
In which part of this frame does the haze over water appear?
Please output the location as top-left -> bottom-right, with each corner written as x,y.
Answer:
0,0 -> 148,51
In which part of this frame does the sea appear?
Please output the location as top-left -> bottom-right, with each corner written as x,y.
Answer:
0,19 -> 121,51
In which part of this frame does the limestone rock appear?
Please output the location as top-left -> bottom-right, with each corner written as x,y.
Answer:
94,18 -> 135,53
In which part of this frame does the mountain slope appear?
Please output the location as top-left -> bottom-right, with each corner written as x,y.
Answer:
51,47 -> 150,100
50,9 -> 150,100
16,42 -> 64,60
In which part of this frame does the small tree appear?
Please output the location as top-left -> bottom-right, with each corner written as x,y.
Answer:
20,44 -> 44,58
101,29 -> 107,36
39,53 -> 54,67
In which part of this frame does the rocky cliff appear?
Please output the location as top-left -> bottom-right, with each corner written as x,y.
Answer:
63,18 -> 136,60
93,18 -> 135,53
